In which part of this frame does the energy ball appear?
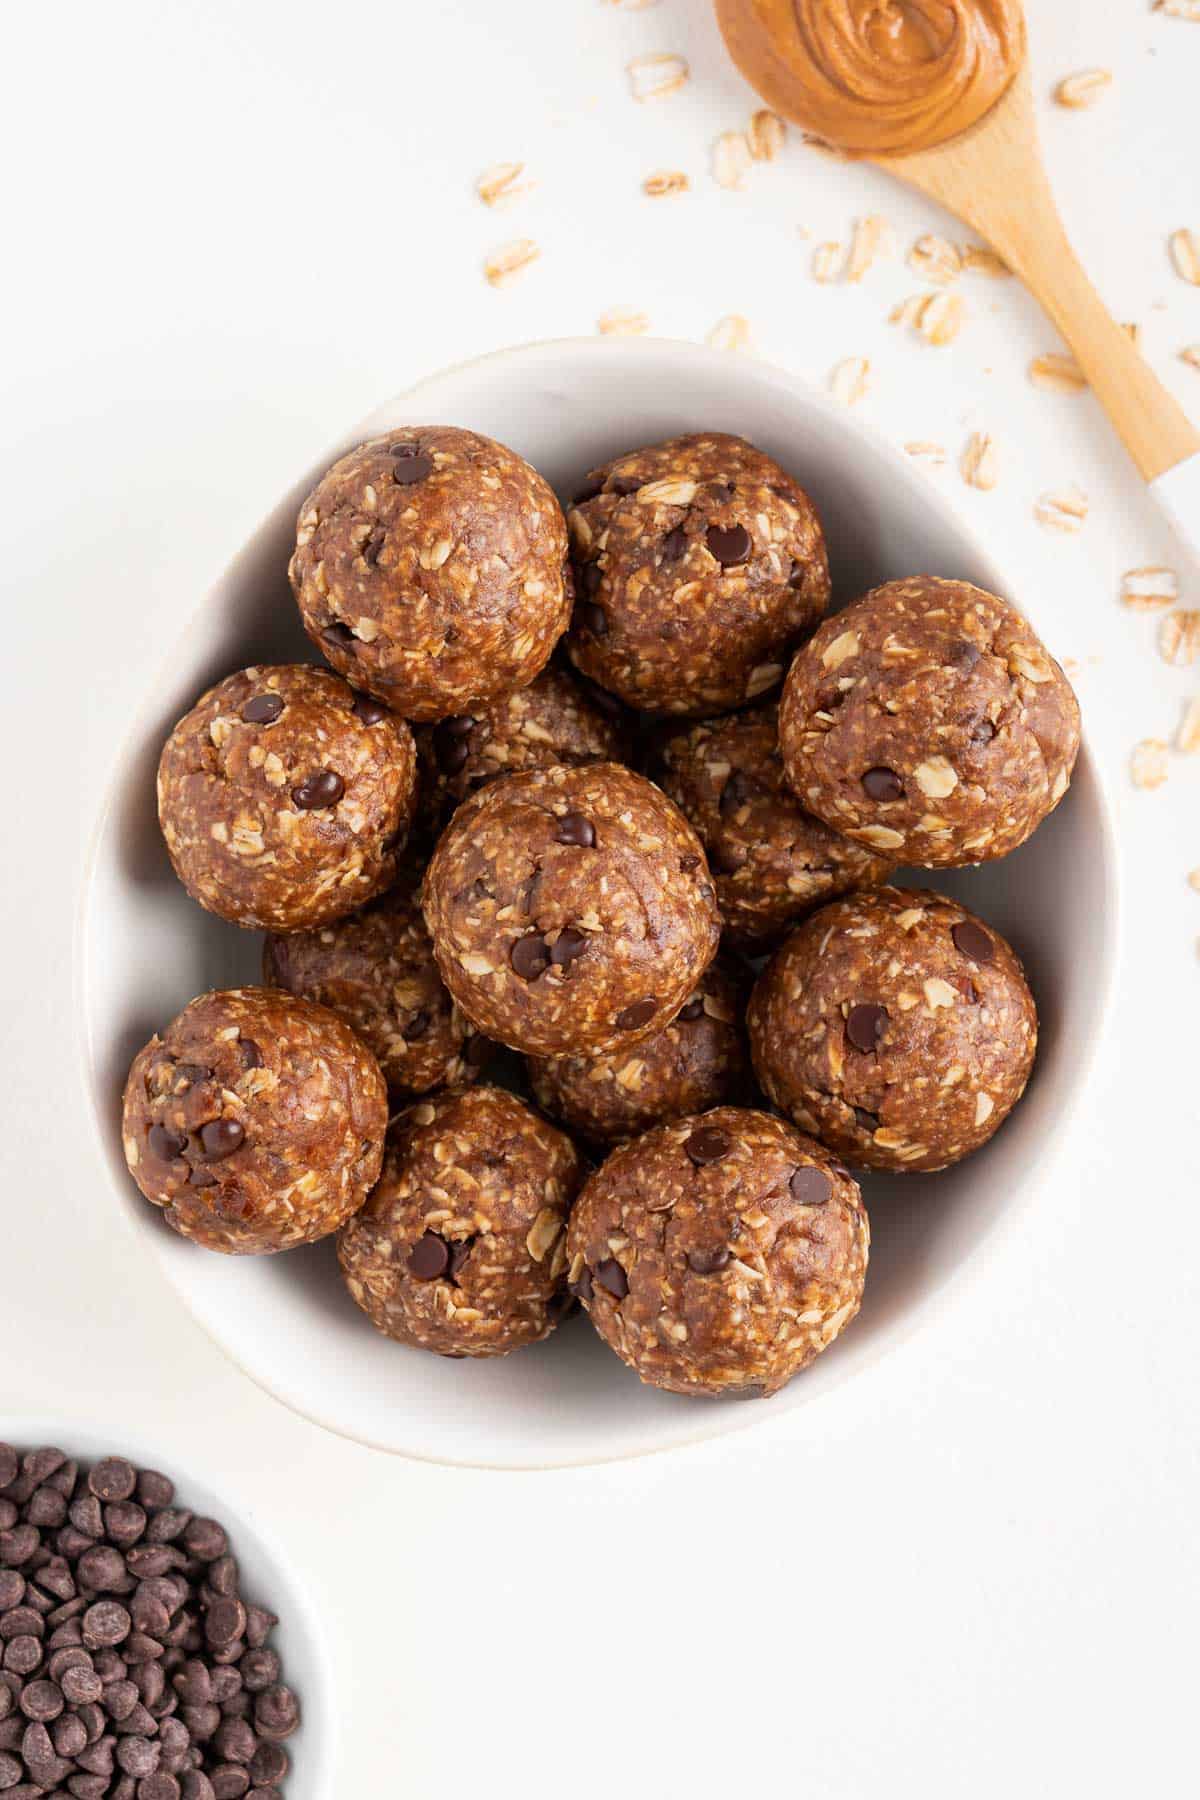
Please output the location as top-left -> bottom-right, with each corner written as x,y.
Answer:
122,987 -> 388,1253
422,762 -> 721,1057
566,1108 -> 868,1398
778,576 -> 1081,868
262,882 -> 491,1098
289,426 -> 572,721
415,663 -> 629,836
748,886 -> 1037,1173
157,663 -> 416,932
565,431 -> 830,715
337,1086 -> 584,1358
527,956 -> 749,1146
654,702 -> 894,948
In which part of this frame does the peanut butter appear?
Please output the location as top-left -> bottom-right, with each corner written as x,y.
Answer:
715,0 -> 1025,156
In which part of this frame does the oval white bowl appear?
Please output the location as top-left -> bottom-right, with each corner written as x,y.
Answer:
0,1416 -> 334,1795
77,337 -> 1119,1469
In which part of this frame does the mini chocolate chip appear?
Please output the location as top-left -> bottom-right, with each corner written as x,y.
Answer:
510,934 -> 551,981
197,1121 -> 244,1161
853,1106 -> 880,1133
408,1233 -> 450,1281
290,769 -> 344,810
321,622 -> 355,650
845,1003 -> 888,1053
578,601 -> 608,638
676,997 -> 705,1022
661,527 -> 687,562
550,927 -> 589,967
404,1011 -> 430,1042
237,1039 -> 261,1072
240,695 -> 282,727
951,920 -> 995,963
685,1126 -> 732,1165
352,694 -> 388,725
593,1259 -> 628,1300
790,1166 -> 832,1206
555,812 -> 596,848
862,767 -> 904,802
147,1127 -> 186,1163
88,1459 -> 136,1504
687,1246 -> 731,1274
392,453 -> 433,485
361,528 -> 386,568
615,997 -> 657,1032
568,1269 -> 593,1303
705,523 -> 751,567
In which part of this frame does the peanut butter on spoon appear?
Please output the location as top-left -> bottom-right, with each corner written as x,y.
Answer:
715,0 -> 1025,155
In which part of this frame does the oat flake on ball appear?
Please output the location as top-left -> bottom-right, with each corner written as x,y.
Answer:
289,426 -> 573,722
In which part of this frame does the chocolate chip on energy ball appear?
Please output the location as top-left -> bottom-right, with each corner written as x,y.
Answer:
555,812 -> 596,848
845,1003 -> 888,1053
391,451 -> 433,485
510,933 -> 551,981
685,1126 -> 732,1165
593,1258 -> 629,1300
240,695 -> 284,726
290,770 -> 344,811
408,1232 -> 451,1280
790,1166 -> 832,1206
198,1120 -> 245,1161
952,919 -> 995,963
352,694 -> 388,726
861,766 -> 905,802
704,523 -> 751,567
686,1246 -> 731,1274
615,998 -> 658,1033
549,927 -> 589,967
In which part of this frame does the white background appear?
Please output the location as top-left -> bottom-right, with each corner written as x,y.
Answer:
2,2 -> 1198,1795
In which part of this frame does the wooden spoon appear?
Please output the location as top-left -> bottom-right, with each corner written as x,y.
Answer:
718,21 -> 1200,558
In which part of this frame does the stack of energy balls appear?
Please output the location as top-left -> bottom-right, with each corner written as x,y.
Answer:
122,425 -> 1080,1402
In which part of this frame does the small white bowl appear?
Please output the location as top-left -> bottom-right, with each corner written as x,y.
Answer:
0,1417 -> 334,1795
77,337 -> 1119,1470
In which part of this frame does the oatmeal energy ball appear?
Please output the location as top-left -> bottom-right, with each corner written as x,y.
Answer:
263,881 -> 491,1098
778,576 -> 1081,868
527,956 -> 749,1145
422,762 -> 721,1057
748,885 -> 1037,1173
338,1086 -> 584,1358
290,426 -> 572,721
416,663 -> 629,835
122,986 -> 388,1253
158,662 -> 416,932
566,432 -> 830,715
566,1108 -> 868,1398
655,702 -> 893,948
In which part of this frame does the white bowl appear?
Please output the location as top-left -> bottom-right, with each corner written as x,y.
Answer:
77,337 -> 1119,1470
0,1416 -> 334,1796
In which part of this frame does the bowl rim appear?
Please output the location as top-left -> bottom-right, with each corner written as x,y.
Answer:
0,1412 -> 337,1791
72,334 -> 1123,1471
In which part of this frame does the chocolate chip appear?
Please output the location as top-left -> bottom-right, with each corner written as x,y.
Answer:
88,1459 -> 136,1504
403,1010 -> 430,1042
290,769 -> 344,810
446,1239 -> 474,1282
173,1064 -> 212,1089
549,928 -> 589,967
237,1040 -> 261,1072
197,1121 -> 244,1162
253,1685 -> 299,1742
147,1127 -> 186,1163
352,694 -> 388,725
183,1518 -> 226,1563
361,528 -> 386,569
615,997 -> 657,1032
83,1602 -> 131,1648
947,639 -> 982,670
248,1741 -> 288,1786
593,1259 -> 628,1300
676,997 -> 705,1022
392,453 -> 433,485
554,812 -> 595,848
853,1107 -> 879,1133
845,1003 -> 888,1053
203,1601 -> 244,1651
790,1166 -> 832,1206
321,622 -> 355,650
19,1680 -> 62,1722
408,1233 -> 450,1281
687,1247 -> 731,1274
578,601 -> 608,638
239,696 -> 282,727
661,527 -> 687,562
705,523 -> 751,567
951,920 -> 994,963
678,854 -> 700,873
61,1663 -> 102,1705
0,1450 -> 15,1491
510,934 -> 551,981
685,1126 -> 732,1165
862,767 -> 904,802
609,474 -> 641,496
568,1268 -> 594,1304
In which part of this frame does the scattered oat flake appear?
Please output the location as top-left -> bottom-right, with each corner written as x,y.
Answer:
748,109 -> 786,160
707,314 -> 751,352
712,130 -> 752,190
889,294 -> 926,328
1121,566 -> 1179,610
1178,700 -> 1200,753
909,234 -> 961,285
483,238 -> 540,288
1131,738 -> 1169,788
905,440 -> 947,468
801,131 -> 846,157
846,215 -> 894,282
1169,229 -> 1200,285
1034,486 -> 1089,532
961,432 -> 999,490
812,241 -> 844,283
1181,345 -> 1200,370
917,290 -> 964,345
1160,610 -> 1200,666
627,53 -> 689,102
1188,867 -> 1200,892
476,162 -> 533,208
643,169 -> 689,198
1156,0 -> 1200,18
1029,352 -> 1087,392
830,357 -> 871,406
1054,68 -> 1112,107
597,306 -> 650,337
961,244 -> 1010,277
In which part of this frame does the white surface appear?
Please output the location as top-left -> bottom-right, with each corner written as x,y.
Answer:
81,336 -> 1118,1468
1151,448 -> 1200,564
2,0 -> 1198,1792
